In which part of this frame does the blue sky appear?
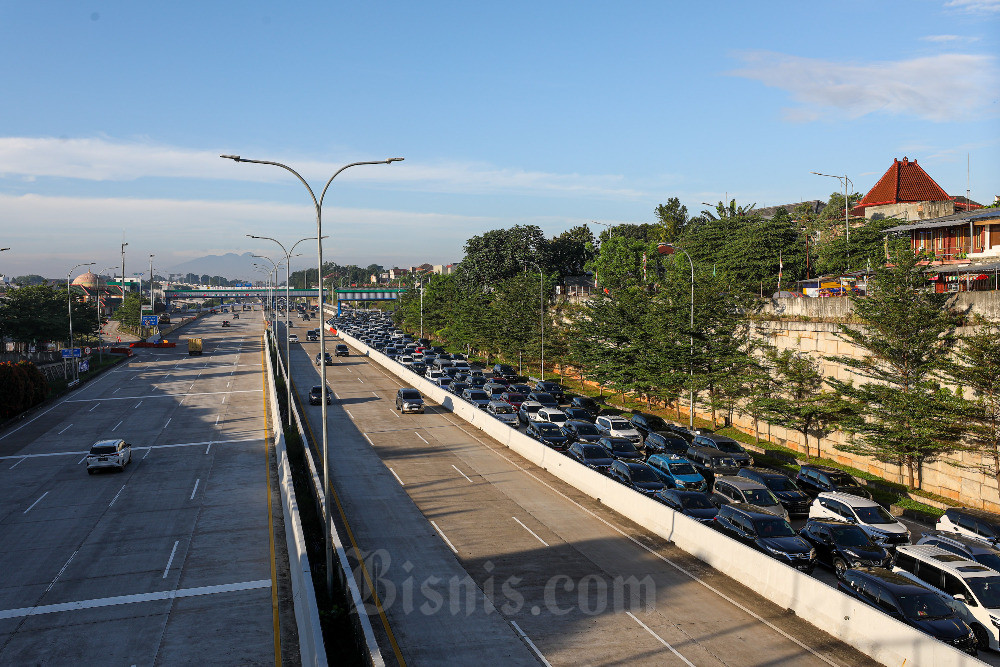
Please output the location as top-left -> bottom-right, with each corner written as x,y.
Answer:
1,1 -> 997,280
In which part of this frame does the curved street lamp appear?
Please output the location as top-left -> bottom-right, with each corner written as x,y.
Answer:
657,243 -> 695,429
223,153 -> 403,597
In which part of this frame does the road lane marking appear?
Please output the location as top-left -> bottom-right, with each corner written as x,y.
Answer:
143,447 -> 151,460
0,579 -> 272,620
45,550 -> 79,593
205,443 -> 212,454
626,612 -> 696,666
430,520 -> 458,554
78,455 -> 88,464
134,401 -> 142,409
0,438 -> 257,463
221,396 -> 226,404
9,457 -> 26,469
357,377 -> 364,384
58,424 -> 73,434
89,403 -> 100,412
163,541 -> 179,578
452,464 -> 473,483
66,389 -> 262,403
513,516 -> 549,546
109,484 -> 126,508
388,468 -> 405,486
215,414 -> 221,425
371,391 -> 379,398
23,492 -> 48,514
510,621 -> 551,667
113,388 -> 120,394
389,408 -> 400,418
345,409 -> 354,419
415,432 -> 428,444
190,479 -> 200,500
112,420 -> 123,431
362,433 -> 374,446
164,418 -> 171,429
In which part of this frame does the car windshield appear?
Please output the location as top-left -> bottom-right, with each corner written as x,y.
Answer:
491,404 -> 514,414
537,423 -> 561,435
753,518 -> 797,538
828,473 -> 857,486
670,463 -> 697,476
967,576 -> 1000,608
629,467 -> 659,483
524,404 -> 541,414
715,441 -> 743,453
534,393 -> 555,402
854,505 -> 896,524
610,441 -> 640,456
765,476 -> 799,492
468,391 -> 488,400
546,413 -> 567,423
608,419 -> 629,429
400,390 -> 420,399
574,424 -> 601,436
897,593 -> 954,620
830,526 -> 874,547
744,489 -> 779,506
975,553 -> 1000,573
681,494 -> 714,510
581,445 -> 609,459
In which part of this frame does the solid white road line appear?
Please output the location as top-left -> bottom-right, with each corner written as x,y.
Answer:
388,468 -> 405,486
23,491 -> 48,514
108,484 -> 126,508
190,479 -> 200,500
66,389 -> 262,403
626,612 -> 696,667
452,464 -> 474,484
57,424 -> 73,434
45,550 -> 79,593
9,457 -> 26,469
510,621 -> 552,667
0,579 -> 272,620
512,516 -> 549,547
415,432 -> 429,444
430,520 -> 458,554
112,420 -> 122,431
215,414 -> 220,425
163,541 -> 179,578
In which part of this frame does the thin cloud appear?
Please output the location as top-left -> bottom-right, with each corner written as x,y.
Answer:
730,51 -> 998,122
921,34 -> 980,42
0,136 -> 648,200
945,0 -> 1000,12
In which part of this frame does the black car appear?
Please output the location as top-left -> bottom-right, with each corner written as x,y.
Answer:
308,385 -> 332,405
315,352 -> 333,366
799,518 -> 891,577
527,392 -> 559,409
560,420 -> 603,444
597,437 -> 644,464
566,442 -> 614,474
569,396 -> 600,418
492,364 -> 518,381
643,431 -> 690,457
692,433 -> 753,467
526,421 -> 569,450
306,330 -> 319,342
334,344 -> 350,357
654,489 -> 719,523
609,461 -> 665,496
221,320 -> 230,327
838,568 -> 978,655
533,381 -> 564,403
629,412 -> 673,439
448,381 -> 470,396
795,465 -> 872,500
462,389 -> 492,410
563,407 -> 595,423
737,467 -> 811,517
685,446 -> 741,486
713,503 -> 816,572
410,362 -> 427,376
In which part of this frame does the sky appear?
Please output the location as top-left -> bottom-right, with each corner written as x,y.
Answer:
1,1 -> 998,280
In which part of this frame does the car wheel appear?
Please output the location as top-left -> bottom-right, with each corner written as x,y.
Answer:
973,624 -> 990,650
833,557 -> 848,579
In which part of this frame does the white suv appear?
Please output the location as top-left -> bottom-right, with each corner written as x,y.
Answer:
595,416 -> 643,446
536,407 -> 568,426
86,439 -> 132,474
808,492 -> 910,547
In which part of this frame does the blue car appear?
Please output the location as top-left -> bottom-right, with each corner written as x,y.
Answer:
646,454 -> 708,492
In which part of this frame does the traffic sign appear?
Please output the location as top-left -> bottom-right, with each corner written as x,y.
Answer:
79,359 -> 90,373
61,348 -> 82,358
141,315 -> 159,326
84,346 -> 92,355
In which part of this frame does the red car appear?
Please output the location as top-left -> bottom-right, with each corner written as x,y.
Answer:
501,392 -> 526,409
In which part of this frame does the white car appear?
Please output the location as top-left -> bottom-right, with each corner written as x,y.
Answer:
595,415 -> 643,446
808,492 -> 910,547
86,439 -> 132,474
288,334 -> 299,343
536,407 -> 568,426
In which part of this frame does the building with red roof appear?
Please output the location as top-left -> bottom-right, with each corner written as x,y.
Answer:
851,157 -> 983,220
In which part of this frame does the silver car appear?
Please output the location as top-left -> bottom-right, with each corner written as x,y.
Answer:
487,400 -> 519,426
86,439 -> 132,474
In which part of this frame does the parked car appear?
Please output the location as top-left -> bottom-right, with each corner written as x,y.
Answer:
737,467 -> 811,517
936,507 -> 1000,547
533,381 -> 565,403
643,431 -> 690,457
517,401 -> 545,426
799,518 -> 891,577
713,503 -> 816,573
536,407 -> 568,426
795,464 -> 872,500
916,531 -> 1000,572
710,476 -> 789,520
569,396 -> 600,418
645,454 -> 707,491
597,436 -> 644,464
594,415 -> 644,447
486,400 -> 519,426
395,388 -> 425,414
654,489 -> 718,523
500,392 -> 527,409
527,392 -> 559,409
86,439 -> 132,474
609,460 -> 665,496
691,433 -> 753,467
492,364 -> 518,381
315,352 -> 333,366
526,421 -> 570,450
563,407 -> 595,423
309,385 -> 333,405
838,567 -> 978,655
685,446 -> 741,486
462,389 -> 492,409
629,412 -> 673,440
335,344 -> 350,357
560,420 -> 603,445
809,492 -> 910,547
567,442 -> 615,474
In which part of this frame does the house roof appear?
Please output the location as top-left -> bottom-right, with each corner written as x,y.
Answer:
851,157 -> 960,216
882,207 -> 1000,233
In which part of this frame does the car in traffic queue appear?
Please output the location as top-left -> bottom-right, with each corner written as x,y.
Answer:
597,436 -> 644,464
517,400 -> 545,426
560,420 -> 603,445
643,431 -> 691,457
492,364 -> 518,381
685,446 -> 741,486
645,454 -> 707,491
533,381 -> 565,403
795,464 -> 873,500
486,400 -> 519,426
809,492 -> 910,548
713,503 -> 816,573
798,518 -> 892,578
594,415 -> 644,448
395,388 -> 425,414
710,476 -> 789,520
500,392 -> 527,409
569,396 -> 600,418
525,421 -> 569,450
916,531 -> 1000,572
737,467 -> 812,517
629,412 -> 674,440
563,406 -> 595,423
527,391 -> 559,409
536,407 -> 568,427
448,381 -> 470,397
462,388 -> 492,409
936,507 -> 1000,547
609,460 -> 665,496
309,385 -> 333,405
315,352 -> 333,366
86,439 -> 133,474
692,433 -> 753,467
654,489 -> 719,523
566,442 -> 615,475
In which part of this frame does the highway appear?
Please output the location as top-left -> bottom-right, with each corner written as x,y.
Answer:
0,311 -> 296,665
286,318 -> 883,667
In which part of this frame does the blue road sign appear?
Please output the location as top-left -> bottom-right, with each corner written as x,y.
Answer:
79,359 -> 90,372
141,315 -> 159,326
61,348 -> 82,358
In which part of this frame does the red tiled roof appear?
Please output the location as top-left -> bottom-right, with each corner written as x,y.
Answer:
851,157 -> 952,216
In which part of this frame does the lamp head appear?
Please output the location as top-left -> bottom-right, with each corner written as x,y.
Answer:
387,157 -> 404,163
657,243 -> 675,256
220,155 -> 242,162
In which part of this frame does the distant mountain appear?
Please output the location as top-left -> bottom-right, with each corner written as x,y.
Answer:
166,252 -> 261,281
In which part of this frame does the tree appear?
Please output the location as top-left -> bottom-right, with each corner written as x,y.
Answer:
654,198 -> 689,242
814,217 -> 909,276
14,274 -> 47,286
459,225 -> 547,287
0,285 -> 97,346
547,225 -> 595,279
0,361 -> 48,418
116,293 -> 149,329
826,250 -> 965,488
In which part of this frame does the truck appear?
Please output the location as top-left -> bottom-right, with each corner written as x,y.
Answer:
188,338 -> 203,356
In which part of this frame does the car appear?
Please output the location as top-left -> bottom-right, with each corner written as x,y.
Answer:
562,407 -> 595,423
536,407 -> 568,426
306,330 -> 319,342
395,388 -> 425,414
533,381 -> 564,403
309,385 -> 333,405
936,507 -> 1000,547
315,352 -> 333,366
643,431 -> 690,457
435,376 -> 453,390
594,415 -> 644,447
609,460 -> 665,496
517,400 -> 545,426
410,362 -> 427,376
597,436 -> 644,464
809,492 -> 910,548
710,476 -> 789,520
288,334 -> 299,343
737,467 -> 811,517
799,519 -> 892,577
527,392 -> 559,409
569,396 -> 600,418
917,531 -> 1000,572
462,388 -> 492,409
713,503 -> 816,573
691,433 -> 753,467
560,420 -> 603,445
526,421 -> 570,450
483,382 -> 508,399
645,454 -> 707,491
425,368 -> 444,382
500,392 -> 527,409
487,400 -> 519,426
795,464 -> 872,500
467,376 -> 488,389
334,344 -> 350,357
492,364 -> 518,381
838,567 -> 978,655
448,381 -> 470,397
86,439 -> 132,473
567,442 -> 615,474
685,446 -> 742,486
629,412 -> 674,439
221,320 -> 231,327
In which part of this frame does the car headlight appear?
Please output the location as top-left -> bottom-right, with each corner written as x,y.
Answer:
991,616 -> 1000,629
764,545 -> 786,556
809,548 -> 817,559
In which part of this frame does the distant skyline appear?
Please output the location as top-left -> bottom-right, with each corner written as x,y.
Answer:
1,1 -> 997,279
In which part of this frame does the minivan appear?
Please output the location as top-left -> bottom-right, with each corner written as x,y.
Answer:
692,433 -> 753,467
937,507 -> 1000,547
809,492 -> 910,547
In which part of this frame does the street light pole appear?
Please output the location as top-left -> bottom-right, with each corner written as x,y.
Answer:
657,244 -> 695,429
148,254 -> 155,328
530,263 -> 545,380
67,261 -> 95,381
812,171 -> 854,261
120,242 -> 128,300
97,266 -> 116,362
223,153 -> 403,597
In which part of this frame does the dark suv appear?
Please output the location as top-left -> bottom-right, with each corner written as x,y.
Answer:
685,446 -> 741,485
737,467 -> 811,517
609,460 -> 665,496
533,381 -> 564,403
799,518 -> 891,577
629,412 -> 672,439
309,385 -> 332,405
713,503 -> 816,572
569,396 -> 600,418
334,344 -> 350,357
643,431 -> 691,457
795,465 -> 872,500
492,364 -> 518,381
692,433 -> 753,467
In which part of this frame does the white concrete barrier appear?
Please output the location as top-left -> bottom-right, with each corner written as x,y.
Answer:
336,326 -> 981,667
